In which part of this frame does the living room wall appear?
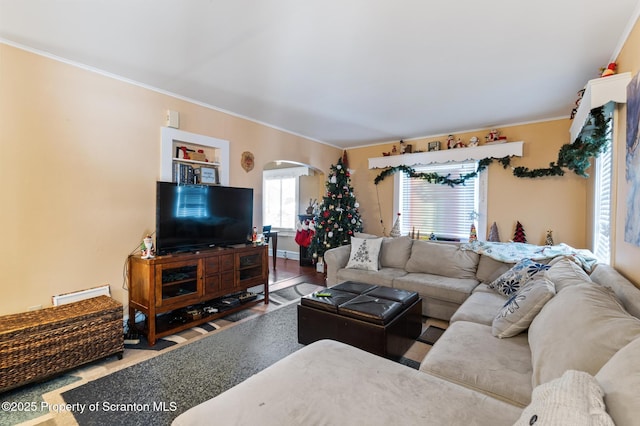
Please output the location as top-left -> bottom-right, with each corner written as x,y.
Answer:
609,17 -> 640,286
346,119 -> 588,249
0,43 -> 341,315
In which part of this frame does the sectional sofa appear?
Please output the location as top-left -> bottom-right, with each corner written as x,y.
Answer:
174,238 -> 640,425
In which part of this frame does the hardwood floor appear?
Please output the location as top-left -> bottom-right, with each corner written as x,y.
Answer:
268,256 -> 326,291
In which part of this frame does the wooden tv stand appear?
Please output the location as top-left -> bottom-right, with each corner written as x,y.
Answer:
128,244 -> 268,345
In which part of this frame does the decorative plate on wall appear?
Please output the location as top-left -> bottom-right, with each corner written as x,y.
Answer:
241,151 -> 254,172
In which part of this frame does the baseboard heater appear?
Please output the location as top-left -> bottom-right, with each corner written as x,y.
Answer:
52,284 -> 111,306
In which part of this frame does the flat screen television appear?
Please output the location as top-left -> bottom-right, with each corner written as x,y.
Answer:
156,182 -> 253,255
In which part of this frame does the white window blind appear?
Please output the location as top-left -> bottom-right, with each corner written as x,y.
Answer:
396,161 -> 479,240
593,120 -> 613,264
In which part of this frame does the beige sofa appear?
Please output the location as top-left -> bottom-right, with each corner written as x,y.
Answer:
174,240 -> 640,425
325,237 -> 486,319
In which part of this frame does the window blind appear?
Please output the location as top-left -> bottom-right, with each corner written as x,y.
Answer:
398,161 -> 478,240
593,138 -> 612,264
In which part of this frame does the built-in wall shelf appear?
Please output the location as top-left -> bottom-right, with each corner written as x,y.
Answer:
368,141 -> 524,169
570,72 -> 632,143
160,127 -> 230,186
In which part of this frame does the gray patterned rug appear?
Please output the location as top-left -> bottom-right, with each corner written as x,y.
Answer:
61,301 -> 304,425
0,283 -> 323,425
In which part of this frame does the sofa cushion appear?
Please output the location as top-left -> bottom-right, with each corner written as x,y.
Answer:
528,284 -> 640,388
420,321 -> 533,407
336,267 -> 407,287
514,370 -> 614,426
379,236 -> 413,269
543,256 -> 591,292
393,273 -> 479,305
476,255 -> 513,283
345,237 -> 383,271
492,278 -> 555,338
173,339 -> 524,426
590,263 -> 640,319
596,337 -> 640,426
405,240 -> 479,279
450,289 -> 506,326
488,258 -> 550,296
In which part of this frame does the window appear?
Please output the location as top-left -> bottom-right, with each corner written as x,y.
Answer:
593,106 -> 614,264
394,161 -> 486,240
263,166 -> 309,230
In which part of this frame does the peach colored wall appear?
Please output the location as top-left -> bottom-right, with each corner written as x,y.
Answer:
346,118 -> 587,248
611,18 -> 640,286
0,44 -> 341,315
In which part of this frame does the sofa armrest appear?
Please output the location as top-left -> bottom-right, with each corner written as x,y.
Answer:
324,245 -> 351,286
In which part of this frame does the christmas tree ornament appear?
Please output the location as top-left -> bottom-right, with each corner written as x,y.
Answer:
512,221 -> 527,243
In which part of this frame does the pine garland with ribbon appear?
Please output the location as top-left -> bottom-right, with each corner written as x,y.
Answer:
374,106 -> 610,186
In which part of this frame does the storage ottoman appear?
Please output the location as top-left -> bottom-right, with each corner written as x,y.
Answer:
0,295 -> 124,392
297,282 -> 422,358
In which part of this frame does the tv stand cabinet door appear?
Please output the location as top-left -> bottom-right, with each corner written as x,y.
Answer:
204,253 -> 235,296
154,259 -> 203,309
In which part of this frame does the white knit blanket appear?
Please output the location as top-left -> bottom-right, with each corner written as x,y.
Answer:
514,370 -> 614,426
461,241 -> 598,272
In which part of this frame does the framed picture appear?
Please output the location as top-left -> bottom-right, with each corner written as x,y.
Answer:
428,141 -> 440,152
199,166 -> 219,184
625,72 -> 640,246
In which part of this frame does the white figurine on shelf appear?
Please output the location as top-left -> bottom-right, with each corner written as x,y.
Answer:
141,236 -> 155,259
468,136 -> 480,147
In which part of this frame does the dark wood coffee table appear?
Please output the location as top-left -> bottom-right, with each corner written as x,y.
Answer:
297,283 -> 422,359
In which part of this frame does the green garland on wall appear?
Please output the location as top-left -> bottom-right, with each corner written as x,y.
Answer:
374,106 -> 610,186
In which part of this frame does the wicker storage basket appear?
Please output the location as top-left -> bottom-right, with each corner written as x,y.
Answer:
0,295 -> 123,392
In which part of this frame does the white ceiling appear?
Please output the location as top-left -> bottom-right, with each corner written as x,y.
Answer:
1,1 -> 639,148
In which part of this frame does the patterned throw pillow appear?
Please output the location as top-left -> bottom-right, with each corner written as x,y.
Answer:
492,278 -> 556,338
488,258 -> 550,296
345,237 -> 383,271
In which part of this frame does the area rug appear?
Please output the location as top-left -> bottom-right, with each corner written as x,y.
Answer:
417,325 -> 446,345
268,282 -> 325,305
125,282 -> 324,351
62,301 -> 305,425
0,374 -> 82,425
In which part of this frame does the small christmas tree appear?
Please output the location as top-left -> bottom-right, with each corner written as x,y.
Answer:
309,154 -> 363,259
545,229 -> 554,246
487,222 -> 501,242
468,223 -> 477,242
513,221 -> 527,243
390,213 -> 402,237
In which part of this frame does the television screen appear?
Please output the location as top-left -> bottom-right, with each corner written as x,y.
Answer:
156,182 -> 253,254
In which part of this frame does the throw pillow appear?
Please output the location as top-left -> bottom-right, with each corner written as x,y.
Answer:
595,337 -> 640,426
345,237 -> 383,271
528,284 -> 640,388
488,258 -> 550,296
492,278 -> 556,338
514,370 -> 614,426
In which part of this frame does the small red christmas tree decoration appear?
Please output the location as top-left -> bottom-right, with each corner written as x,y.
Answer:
512,221 -> 527,243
